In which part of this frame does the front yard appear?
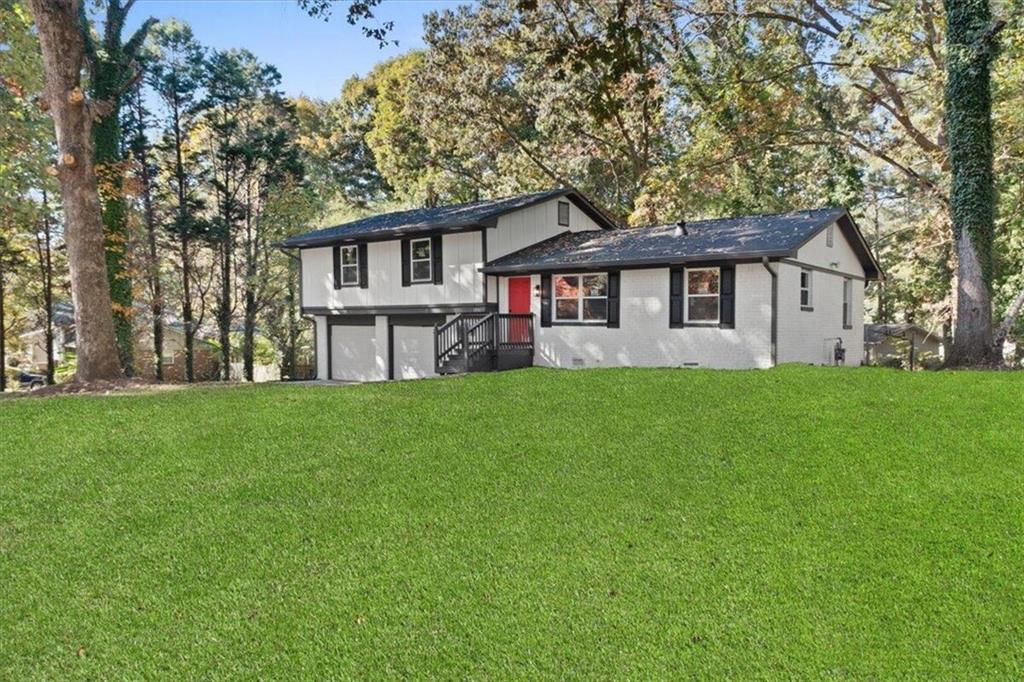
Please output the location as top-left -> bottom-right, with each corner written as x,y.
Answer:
1,366 -> 1021,677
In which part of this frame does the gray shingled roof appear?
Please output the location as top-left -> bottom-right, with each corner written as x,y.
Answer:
279,189 -> 613,248
481,207 -> 884,276
864,323 -> 938,344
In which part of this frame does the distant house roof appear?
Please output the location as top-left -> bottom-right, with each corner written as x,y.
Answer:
279,188 -> 616,248
865,323 -> 940,344
482,207 -> 882,279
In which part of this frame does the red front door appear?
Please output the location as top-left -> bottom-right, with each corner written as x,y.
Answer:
508,277 -> 531,314
507,277 -> 532,342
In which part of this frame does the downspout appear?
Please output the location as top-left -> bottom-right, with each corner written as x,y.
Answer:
762,257 -> 778,367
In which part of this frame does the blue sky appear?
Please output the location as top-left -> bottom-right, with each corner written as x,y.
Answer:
126,0 -> 467,100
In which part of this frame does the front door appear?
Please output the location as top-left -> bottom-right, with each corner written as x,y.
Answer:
507,277 -> 532,342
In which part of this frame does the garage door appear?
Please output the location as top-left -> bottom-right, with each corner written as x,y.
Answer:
330,323 -> 383,382
392,325 -> 438,380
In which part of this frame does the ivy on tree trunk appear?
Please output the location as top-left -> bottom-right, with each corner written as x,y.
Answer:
944,0 -> 1004,366
84,0 -> 157,376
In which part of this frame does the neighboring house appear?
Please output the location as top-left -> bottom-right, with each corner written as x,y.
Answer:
18,301 -> 75,371
280,188 -> 882,382
134,322 -> 220,382
864,323 -> 943,369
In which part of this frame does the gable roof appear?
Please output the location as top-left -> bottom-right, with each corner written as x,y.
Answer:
482,207 -> 882,280
279,189 -> 616,248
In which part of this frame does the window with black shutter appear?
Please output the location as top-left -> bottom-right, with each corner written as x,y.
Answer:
669,268 -> 684,328
719,266 -> 735,329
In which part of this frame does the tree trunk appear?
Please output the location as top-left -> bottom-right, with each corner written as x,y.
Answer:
93,102 -> 134,374
218,238 -> 232,381
993,283 -> 1024,350
243,295 -> 255,382
181,234 -> 195,382
133,91 -> 163,381
36,191 -> 56,384
27,0 -> 122,383
243,188 -> 255,382
170,97 -> 195,382
286,260 -> 298,379
0,270 -> 6,393
943,0 -> 1002,367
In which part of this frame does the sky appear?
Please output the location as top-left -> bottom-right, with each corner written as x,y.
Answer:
125,0 -> 468,101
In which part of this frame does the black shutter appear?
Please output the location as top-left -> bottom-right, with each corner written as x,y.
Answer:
540,273 -> 552,327
669,267 -> 684,328
400,239 -> 411,287
719,265 -> 735,329
358,243 -> 368,289
606,271 -> 620,328
431,235 -> 443,284
332,246 -> 341,290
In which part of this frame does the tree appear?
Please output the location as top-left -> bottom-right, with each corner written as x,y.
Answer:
237,107 -> 304,381
147,19 -> 207,381
943,0 -> 1004,366
201,48 -> 284,380
248,177 -> 318,381
293,90 -> 390,210
0,224 -> 28,391
25,0 -> 122,383
123,73 -> 163,379
83,0 -> 157,374
32,190 -> 60,383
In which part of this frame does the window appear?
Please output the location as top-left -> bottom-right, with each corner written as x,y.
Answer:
826,224 -> 835,247
554,273 -> 607,322
339,246 -> 359,286
409,238 -> 432,283
800,269 -> 813,309
557,201 -> 570,227
842,278 -> 853,327
685,267 -> 720,323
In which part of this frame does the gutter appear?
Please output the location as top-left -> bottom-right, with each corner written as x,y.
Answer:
762,257 -> 778,367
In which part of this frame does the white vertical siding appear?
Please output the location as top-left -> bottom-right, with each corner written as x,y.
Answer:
314,316 -> 328,379
796,221 -> 863,274
776,264 -> 863,365
775,220 -> 867,366
486,198 -> 603,260
301,231 -> 484,309
514,264 -> 773,370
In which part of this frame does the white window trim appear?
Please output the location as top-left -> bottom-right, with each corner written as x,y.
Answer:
798,268 -> 815,307
553,272 -> 608,323
409,238 -> 433,283
557,201 -> 571,227
684,266 -> 721,324
339,245 -> 359,286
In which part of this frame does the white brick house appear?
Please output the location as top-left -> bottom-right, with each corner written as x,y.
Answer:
279,189 -> 881,381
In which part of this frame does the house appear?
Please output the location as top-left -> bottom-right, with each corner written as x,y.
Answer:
864,323 -> 943,369
279,189 -> 882,381
18,301 -> 75,371
133,322 -> 221,382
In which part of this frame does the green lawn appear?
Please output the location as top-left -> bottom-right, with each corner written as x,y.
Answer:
1,366 -> 1022,678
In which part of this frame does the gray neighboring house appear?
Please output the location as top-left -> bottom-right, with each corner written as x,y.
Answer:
18,301 -> 75,371
280,188 -> 883,382
864,323 -> 944,369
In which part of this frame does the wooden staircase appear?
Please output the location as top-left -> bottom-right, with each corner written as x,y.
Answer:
435,313 -> 535,375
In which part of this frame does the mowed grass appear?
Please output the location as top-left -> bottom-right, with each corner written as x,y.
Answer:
1,366 -> 1022,679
